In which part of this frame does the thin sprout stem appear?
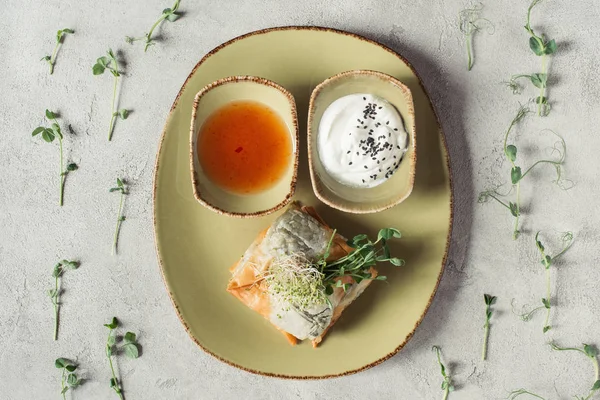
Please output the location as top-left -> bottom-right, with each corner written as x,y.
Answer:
112,192 -> 125,256
107,330 -> 124,400
482,321 -> 490,360
544,266 -> 551,330
513,182 -> 521,240
108,74 -> 118,141
538,54 -> 547,116
487,193 -> 511,210
58,134 -> 64,206
466,34 -> 473,71
145,14 -> 169,51
520,159 -> 563,180
50,42 -> 59,74
53,275 -> 59,341
442,387 -> 449,400
61,368 -> 66,400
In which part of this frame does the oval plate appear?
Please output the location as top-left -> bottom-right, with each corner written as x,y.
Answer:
153,26 -> 452,378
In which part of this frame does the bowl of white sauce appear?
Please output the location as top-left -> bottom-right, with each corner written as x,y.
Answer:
307,70 -> 416,213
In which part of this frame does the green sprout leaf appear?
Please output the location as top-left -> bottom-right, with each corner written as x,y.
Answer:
104,317 -> 119,330
510,166 -> 522,184
529,36 -> 544,56
505,145 -> 517,162
123,343 -> 139,359
544,39 -> 557,54
530,73 -> 547,89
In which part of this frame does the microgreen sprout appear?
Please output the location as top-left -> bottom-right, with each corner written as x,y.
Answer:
48,259 -> 79,340
41,29 -> 74,74
109,178 -> 127,256
432,346 -> 454,400
513,231 -> 573,332
319,228 -> 404,295
507,389 -> 547,399
262,228 -> 403,313
104,317 -> 141,399
93,49 -> 130,141
125,0 -> 181,51
458,4 -> 494,71
507,0 -> 557,116
550,342 -> 600,400
55,358 -> 81,399
478,104 -> 567,239
482,294 -> 497,360
263,253 -> 328,311
32,110 -> 78,206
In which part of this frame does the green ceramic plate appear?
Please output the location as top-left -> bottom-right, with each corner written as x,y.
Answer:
153,26 -> 452,378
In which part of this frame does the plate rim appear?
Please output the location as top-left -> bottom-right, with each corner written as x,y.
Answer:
152,25 -> 454,379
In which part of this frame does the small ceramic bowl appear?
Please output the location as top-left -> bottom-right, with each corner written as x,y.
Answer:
307,70 -> 417,214
189,76 -> 299,217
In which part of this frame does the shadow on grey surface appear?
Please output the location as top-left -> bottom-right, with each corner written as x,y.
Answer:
350,28 -> 475,358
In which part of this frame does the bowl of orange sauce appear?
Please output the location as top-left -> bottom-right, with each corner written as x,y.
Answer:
189,76 -> 299,217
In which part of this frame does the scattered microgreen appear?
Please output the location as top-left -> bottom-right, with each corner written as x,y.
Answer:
513,231 -> 573,332
55,358 -> 81,399
550,342 -> 600,400
93,49 -> 129,141
125,0 -> 181,51
104,317 -> 141,399
482,294 -> 497,361
507,389 -> 547,399
432,346 -> 454,400
478,104 -> 567,239
32,110 -> 78,206
109,178 -> 127,256
48,259 -> 79,340
507,0 -> 557,116
41,29 -> 74,74
458,4 -> 494,71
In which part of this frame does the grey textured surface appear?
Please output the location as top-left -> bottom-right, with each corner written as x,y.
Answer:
1,0 -> 599,399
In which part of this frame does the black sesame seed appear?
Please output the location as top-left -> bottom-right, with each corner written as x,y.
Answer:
382,158 -> 386,161
364,165 -> 368,169
347,150 -> 351,154
362,179 -> 365,183
394,128 -> 398,131
363,97 -> 366,100
397,145 -> 401,149
356,152 -> 359,155
378,106 -> 382,109
386,121 -> 390,125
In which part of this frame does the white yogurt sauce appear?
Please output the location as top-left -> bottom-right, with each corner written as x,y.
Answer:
317,94 -> 409,188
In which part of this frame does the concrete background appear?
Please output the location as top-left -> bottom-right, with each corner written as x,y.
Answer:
2,0 -> 599,399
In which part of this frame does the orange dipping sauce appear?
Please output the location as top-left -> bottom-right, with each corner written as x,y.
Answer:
198,101 -> 293,195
